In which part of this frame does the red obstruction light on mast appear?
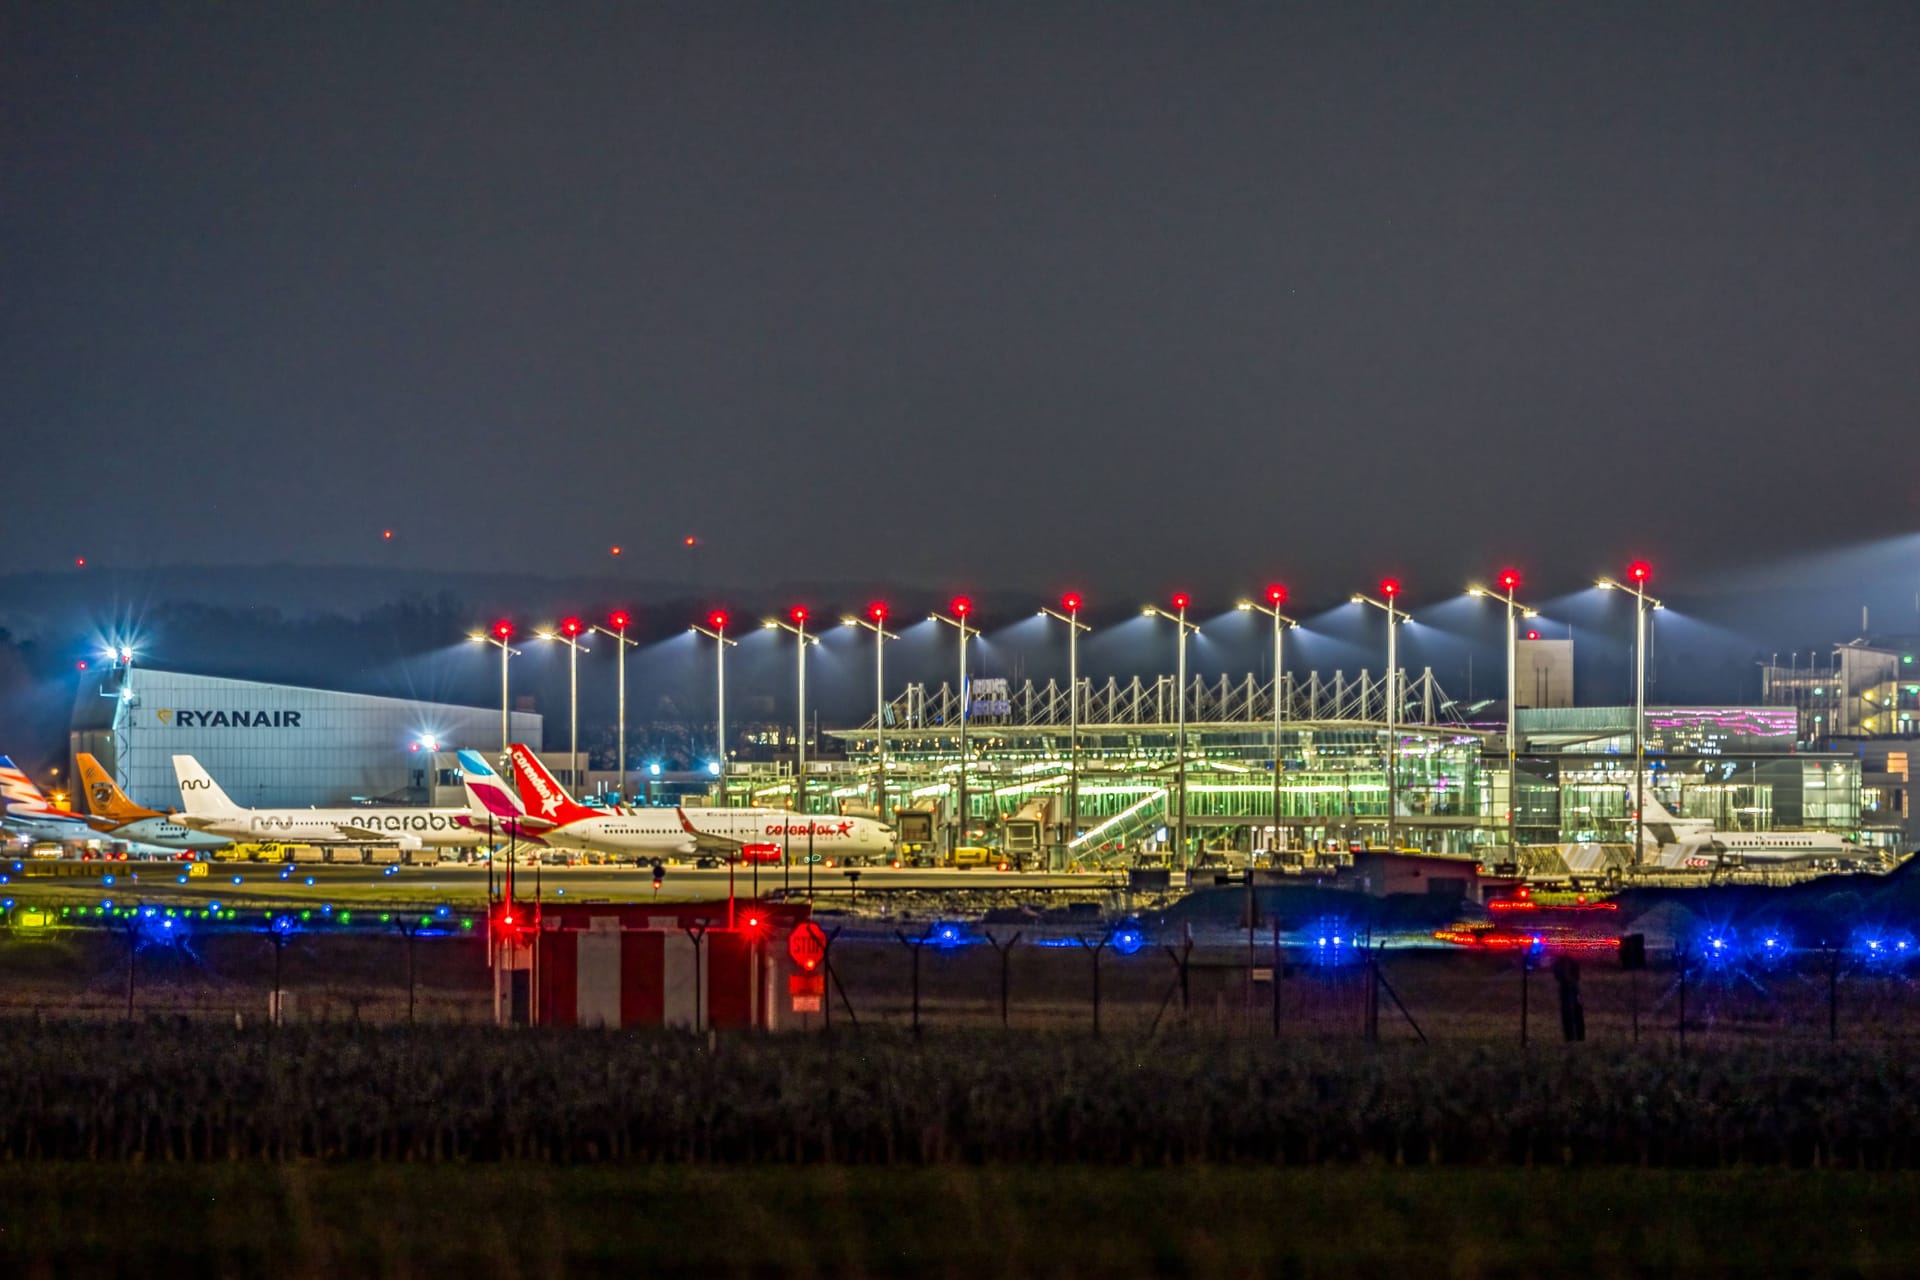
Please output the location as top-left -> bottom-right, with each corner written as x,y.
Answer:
1627,560 -> 1652,584
1266,584 -> 1287,607
868,601 -> 889,623
1171,592 -> 1191,611
708,610 -> 729,631
609,610 -> 631,630
559,616 -> 584,638
1497,569 -> 1521,592
493,620 -> 514,641
1380,579 -> 1401,600
951,596 -> 972,619
789,605 -> 809,625
1062,591 -> 1083,613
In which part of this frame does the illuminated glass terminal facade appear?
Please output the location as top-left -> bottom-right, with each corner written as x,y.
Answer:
735,678 -> 1871,863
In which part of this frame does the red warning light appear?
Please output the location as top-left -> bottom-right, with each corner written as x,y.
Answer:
610,545 -> 622,557
1171,592 -> 1190,611
1266,584 -> 1287,606
1062,592 -> 1083,612
609,610 -> 631,630
76,660 -> 88,671
708,610 -> 729,631
493,620 -> 513,641
1380,579 -> 1401,599
1627,560 -> 1652,583
382,529 -> 393,541
789,606 -> 809,626
75,557 -> 86,568
1497,569 -> 1520,592
1526,629 -> 1541,641
559,616 -> 584,638
684,535 -> 698,547
951,596 -> 972,618
868,601 -> 888,622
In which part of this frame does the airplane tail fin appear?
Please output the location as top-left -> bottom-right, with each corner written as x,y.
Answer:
171,755 -> 241,817
75,753 -> 158,821
507,743 -> 599,824
457,749 -> 526,821
0,756 -> 57,814
1640,793 -> 1682,825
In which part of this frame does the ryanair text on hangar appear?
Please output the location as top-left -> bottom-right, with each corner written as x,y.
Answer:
157,708 -> 303,729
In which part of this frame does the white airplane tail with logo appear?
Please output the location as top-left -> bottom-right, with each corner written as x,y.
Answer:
0,756 -> 58,815
171,755 -> 242,817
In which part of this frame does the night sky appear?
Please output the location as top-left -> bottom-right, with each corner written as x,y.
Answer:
7,4 -> 1918,601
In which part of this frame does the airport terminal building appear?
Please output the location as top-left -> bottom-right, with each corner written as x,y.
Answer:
71,667 -> 541,811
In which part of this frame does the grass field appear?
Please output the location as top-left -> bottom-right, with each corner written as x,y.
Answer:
3,1164 -> 1917,1277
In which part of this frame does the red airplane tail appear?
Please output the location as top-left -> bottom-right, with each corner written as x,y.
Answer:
506,743 -> 601,825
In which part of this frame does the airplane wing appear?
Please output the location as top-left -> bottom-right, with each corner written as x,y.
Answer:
330,823 -> 423,849
454,814 -> 550,845
674,807 -> 752,857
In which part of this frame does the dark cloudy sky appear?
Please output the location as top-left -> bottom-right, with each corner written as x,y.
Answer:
6,3 -> 1917,602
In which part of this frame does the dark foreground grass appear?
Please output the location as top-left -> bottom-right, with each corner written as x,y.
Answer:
2,1164 -> 1916,1278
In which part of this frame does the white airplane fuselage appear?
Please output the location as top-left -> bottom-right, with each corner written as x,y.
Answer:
2,809 -> 97,845
89,815 -> 229,852
181,808 -> 481,849
543,808 -> 895,860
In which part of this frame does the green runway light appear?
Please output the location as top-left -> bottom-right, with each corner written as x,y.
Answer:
300,910 -> 311,920
461,919 -> 473,930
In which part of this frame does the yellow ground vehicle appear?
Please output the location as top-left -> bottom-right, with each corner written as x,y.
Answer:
949,845 -> 996,868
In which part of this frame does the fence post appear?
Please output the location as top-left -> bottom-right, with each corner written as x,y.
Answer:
1080,933 -> 1111,1037
1271,918 -> 1282,1039
986,931 -> 1022,1029
396,918 -> 420,1025
1520,948 -> 1530,1047
1676,947 -> 1688,1054
895,928 -> 932,1038
1828,942 -> 1839,1044
682,922 -> 710,1032
122,917 -> 138,1021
